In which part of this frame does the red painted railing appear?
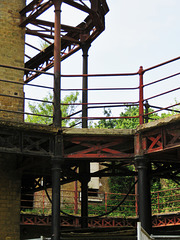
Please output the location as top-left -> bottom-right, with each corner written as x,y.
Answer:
0,55 -> 180,126
21,187 -> 180,217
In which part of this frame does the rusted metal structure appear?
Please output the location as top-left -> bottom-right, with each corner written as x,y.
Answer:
20,186 -> 180,229
19,1 -> 109,239
0,0 -> 180,239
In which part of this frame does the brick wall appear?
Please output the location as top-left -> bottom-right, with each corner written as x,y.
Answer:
0,0 -> 25,121
0,155 -> 21,240
0,0 -> 25,239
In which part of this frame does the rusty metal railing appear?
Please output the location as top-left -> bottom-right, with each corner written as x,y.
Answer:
0,55 -> 180,127
21,187 -> 180,217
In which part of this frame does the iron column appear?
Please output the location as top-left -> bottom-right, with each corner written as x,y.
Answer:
52,1 -> 62,239
136,156 -> 152,234
79,161 -> 90,228
81,42 -> 91,228
51,133 -> 64,240
53,0 -> 62,128
82,43 -> 90,128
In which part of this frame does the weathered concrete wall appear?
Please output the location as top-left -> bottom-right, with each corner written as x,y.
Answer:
0,0 -> 25,121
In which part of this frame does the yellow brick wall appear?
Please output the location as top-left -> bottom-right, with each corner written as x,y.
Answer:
0,155 -> 21,240
0,0 -> 25,239
0,0 -> 25,121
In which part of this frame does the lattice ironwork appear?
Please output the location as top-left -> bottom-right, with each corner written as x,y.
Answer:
0,127 -> 54,156
142,122 -> 180,154
64,136 -> 134,160
22,133 -> 53,155
164,127 -> 180,149
0,129 -> 21,151
20,214 -> 137,228
21,215 -> 52,226
152,214 -> 180,227
21,214 -> 180,228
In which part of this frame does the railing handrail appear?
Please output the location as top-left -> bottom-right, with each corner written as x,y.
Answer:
0,64 -> 54,76
143,55 -> 180,73
0,55 -> 180,125
21,186 -> 180,217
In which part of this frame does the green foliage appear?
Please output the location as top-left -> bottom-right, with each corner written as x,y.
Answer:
108,167 -> 135,194
21,208 -> 51,216
88,203 -> 106,216
95,105 -> 155,129
107,165 -> 136,217
95,103 -> 179,130
99,106 -> 139,129
151,179 -> 180,214
26,92 -> 80,127
94,103 -> 180,217
39,41 -> 50,51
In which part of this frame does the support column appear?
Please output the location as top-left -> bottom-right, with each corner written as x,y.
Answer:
52,1 -> 63,239
52,156 -> 62,240
79,161 -> 90,228
136,156 -> 152,234
82,43 -> 91,128
51,133 -> 64,240
81,42 -> 91,228
53,0 -> 62,127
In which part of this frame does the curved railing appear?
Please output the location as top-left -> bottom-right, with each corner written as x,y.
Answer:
0,55 -> 180,127
21,187 -> 180,217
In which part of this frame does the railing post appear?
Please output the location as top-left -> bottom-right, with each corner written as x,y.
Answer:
43,190 -> 45,215
74,181 -> 78,214
105,192 -> 108,213
138,66 -> 144,125
157,192 -> 160,213
144,100 -> 149,123
135,188 -> 138,216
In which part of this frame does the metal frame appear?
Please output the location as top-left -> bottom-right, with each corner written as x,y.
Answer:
19,0 -> 109,82
21,213 -> 180,229
1,0 -> 180,237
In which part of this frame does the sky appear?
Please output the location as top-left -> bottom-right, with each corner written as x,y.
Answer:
25,0 -> 180,120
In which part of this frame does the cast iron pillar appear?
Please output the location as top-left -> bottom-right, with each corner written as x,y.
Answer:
53,0 -> 62,128
82,42 -> 91,128
51,133 -> 64,240
79,161 -> 90,228
136,156 -> 152,234
81,42 -> 91,228
52,1 -> 62,239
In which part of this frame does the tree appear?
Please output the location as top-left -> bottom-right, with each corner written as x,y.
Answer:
26,91 -> 80,127
95,104 -> 178,130
95,106 -> 140,129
